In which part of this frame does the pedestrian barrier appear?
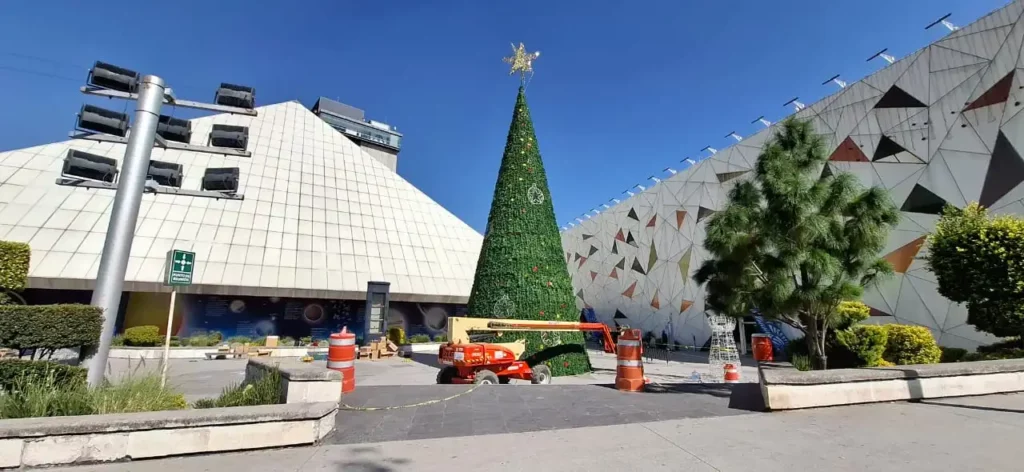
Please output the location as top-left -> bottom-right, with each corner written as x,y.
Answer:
328,327 -> 356,393
724,363 -> 740,383
752,333 -> 774,362
615,328 -> 645,392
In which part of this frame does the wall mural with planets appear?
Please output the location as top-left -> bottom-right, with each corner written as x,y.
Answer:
166,293 -> 466,344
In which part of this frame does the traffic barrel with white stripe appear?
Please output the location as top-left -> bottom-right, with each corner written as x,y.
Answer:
615,328 -> 645,392
724,363 -> 740,383
328,327 -> 356,394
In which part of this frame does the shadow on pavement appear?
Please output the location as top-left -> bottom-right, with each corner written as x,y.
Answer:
406,352 -> 443,370
333,445 -> 411,472
592,381 -> 766,412
915,399 -> 1024,414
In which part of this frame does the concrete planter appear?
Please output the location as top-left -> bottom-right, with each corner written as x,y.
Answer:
109,346 -> 329,359
0,402 -> 337,469
398,342 -> 442,357
245,357 -> 341,404
759,359 -> 1024,410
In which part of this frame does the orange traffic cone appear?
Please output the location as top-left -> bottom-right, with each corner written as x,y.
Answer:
723,363 -> 740,383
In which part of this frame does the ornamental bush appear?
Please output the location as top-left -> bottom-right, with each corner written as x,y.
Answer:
927,203 -> 1024,338
0,241 -> 30,296
0,304 -> 102,356
834,301 -> 871,331
883,325 -> 941,365
123,326 -> 163,347
387,326 -> 406,345
835,325 -> 888,367
0,359 -> 86,392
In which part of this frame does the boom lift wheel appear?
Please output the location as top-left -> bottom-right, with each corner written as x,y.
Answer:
531,365 -> 552,385
437,366 -> 458,384
474,369 -> 500,385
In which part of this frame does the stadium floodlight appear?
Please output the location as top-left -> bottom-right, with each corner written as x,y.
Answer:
209,124 -> 249,150
77,105 -> 129,137
202,167 -> 240,192
926,13 -> 958,32
610,198 -> 620,204
726,131 -> 742,142
752,116 -> 772,127
648,175 -> 661,183
215,83 -> 256,109
664,167 -> 677,175
867,48 -> 896,64
156,115 -> 192,143
823,74 -> 847,89
146,160 -> 183,188
62,149 -> 118,183
87,61 -> 140,93
702,146 -> 718,155
784,97 -> 806,111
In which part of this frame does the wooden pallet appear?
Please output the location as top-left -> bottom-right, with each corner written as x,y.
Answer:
358,338 -> 398,360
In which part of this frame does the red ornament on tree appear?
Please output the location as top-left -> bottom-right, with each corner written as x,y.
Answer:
563,362 -> 569,367
539,310 -> 545,315
532,266 -> 538,272
547,281 -> 553,287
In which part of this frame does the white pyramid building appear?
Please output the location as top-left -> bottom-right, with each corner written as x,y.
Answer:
0,101 -> 482,303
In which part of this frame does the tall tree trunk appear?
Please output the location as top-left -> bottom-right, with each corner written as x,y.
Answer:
804,318 -> 828,370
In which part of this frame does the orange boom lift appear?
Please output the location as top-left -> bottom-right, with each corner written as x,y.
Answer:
436,317 -> 617,385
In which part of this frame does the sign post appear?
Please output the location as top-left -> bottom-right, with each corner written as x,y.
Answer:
161,249 -> 195,387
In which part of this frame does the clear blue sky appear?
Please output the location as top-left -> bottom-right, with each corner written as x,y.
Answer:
0,0 -> 1006,233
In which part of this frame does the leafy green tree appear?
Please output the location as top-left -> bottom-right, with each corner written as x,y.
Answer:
927,203 -> 1024,340
467,87 -> 591,376
693,118 -> 899,369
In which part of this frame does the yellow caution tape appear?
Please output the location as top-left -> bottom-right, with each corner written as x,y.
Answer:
339,384 -> 480,411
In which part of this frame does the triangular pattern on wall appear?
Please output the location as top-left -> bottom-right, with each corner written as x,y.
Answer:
573,253 -> 582,262
565,252 -> 571,263
648,244 -> 658,271
615,257 -> 626,270
588,245 -> 599,256
625,231 -> 638,247
821,163 -> 834,179
696,206 -> 715,223
631,257 -> 646,275
622,281 -> 638,299
613,310 -> 628,320
577,256 -> 587,269
646,214 -> 657,228
716,171 -> 747,183
901,184 -> 949,214
590,271 -> 598,281
875,85 -> 927,108
582,233 -> 594,240
829,136 -> 870,162
884,236 -> 927,273
676,210 -> 687,229
980,131 -> 1024,207
651,290 -> 660,309
874,135 -> 914,162
678,246 -> 693,281
609,268 -> 618,279
681,300 -> 694,312
627,208 -> 639,221
611,241 -> 618,255
965,71 -> 1014,111
576,289 -> 585,299
615,229 -> 625,242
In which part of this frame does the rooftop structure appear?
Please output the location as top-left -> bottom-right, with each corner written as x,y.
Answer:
312,97 -> 403,172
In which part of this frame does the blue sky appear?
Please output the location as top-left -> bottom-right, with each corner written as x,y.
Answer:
0,0 -> 1006,233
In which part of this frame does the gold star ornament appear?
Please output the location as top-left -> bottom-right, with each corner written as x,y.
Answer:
503,42 -> 540,81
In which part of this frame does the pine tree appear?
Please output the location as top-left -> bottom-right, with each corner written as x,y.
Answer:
467,86 -> 592,376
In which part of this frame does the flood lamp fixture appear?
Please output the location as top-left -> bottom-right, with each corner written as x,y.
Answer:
201,167 -> 240,192
87,61 -> 140,93
62,149 -> 118,183
214,83 -> 256,109
209,124 -> 249,150
156,115 -> 191,143
147,160 -> 184,188
77,105 -> 130,137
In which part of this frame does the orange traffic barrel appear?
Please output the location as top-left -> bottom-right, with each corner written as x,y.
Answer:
615,328 -> 645,392
328,327 -> 356,393
724,363 -> 740,383
751,334 -> 774,362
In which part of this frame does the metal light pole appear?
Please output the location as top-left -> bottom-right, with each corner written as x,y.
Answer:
86,75 -> 165,387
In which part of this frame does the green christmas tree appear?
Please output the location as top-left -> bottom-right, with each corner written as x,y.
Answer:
467,44 -> 592,376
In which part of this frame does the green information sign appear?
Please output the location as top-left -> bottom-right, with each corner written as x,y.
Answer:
166,249 -> 195,286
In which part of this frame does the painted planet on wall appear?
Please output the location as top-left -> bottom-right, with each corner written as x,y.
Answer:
229,300 -> 246,314
303,303 -> 325,324
423,305 -> 449,331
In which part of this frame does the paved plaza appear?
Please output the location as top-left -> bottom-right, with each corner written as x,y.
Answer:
50,392 -> 1024,471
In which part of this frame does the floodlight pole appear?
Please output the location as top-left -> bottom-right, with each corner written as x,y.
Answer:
86,75 -> 165,387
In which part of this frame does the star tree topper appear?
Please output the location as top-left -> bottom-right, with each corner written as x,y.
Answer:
503,42 -> 541,83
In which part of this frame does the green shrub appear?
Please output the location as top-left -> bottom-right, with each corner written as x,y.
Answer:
0,241 -> 30,294
0,304 -> 103,356
791,354 -> 812,371
208,331 -> 223,343
433,334 -> 448,343
193,368 -> 282,408
111,335 -> 125,347
940,347 -> 968,363
836,325 -> 888,367
834,301 -> 871,331
279,336 -> 296,347
251,336 -> 266,347
168,336 -> 181,347
883,325 -> 941,365
387,326 -> 406,345
187,335 -> 219,347
0,359 -> 86,392
299,336 -> 312,346
977,337 -> 1023,353
225,335 -> 252,345
123,326 -> 163,347
0,371 -> 185,419
408,334 -> 431,343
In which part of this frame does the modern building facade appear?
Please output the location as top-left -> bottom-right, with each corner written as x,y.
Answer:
562,1 -> 1024,350
312,97 -> 403,172
0,100 -> 481,342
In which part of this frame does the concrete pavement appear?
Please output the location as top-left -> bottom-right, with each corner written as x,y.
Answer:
49,392 -> 1024,471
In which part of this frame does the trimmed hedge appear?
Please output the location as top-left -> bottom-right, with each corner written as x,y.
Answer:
836,325 -> 888,367
0,359 -> 86,392
123,325 -> 162,347
0,304 -> 103,355
0,241 -> 30,294
883,325 -> 941,365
